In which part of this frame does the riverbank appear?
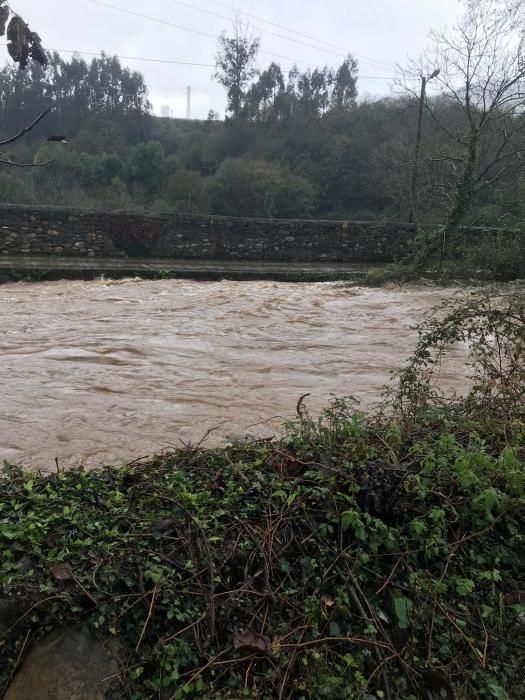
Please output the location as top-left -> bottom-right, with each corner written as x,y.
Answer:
1,256 -> 521,287
1,395 -> 524,699
0,256 -> 377,284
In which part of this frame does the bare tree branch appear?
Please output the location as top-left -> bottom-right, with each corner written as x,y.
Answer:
475,137 -> 525,184
0,157 -> 55,168
475,156 -> 523,190
423,100 -> 470,145
0,106 -> 52,147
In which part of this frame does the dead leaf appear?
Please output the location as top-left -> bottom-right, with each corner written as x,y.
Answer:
51,562 -> 74,581
273,451 -> 303,477
233,630 -> 272,656
206,469 -> 224,491
321,595 -> 336,608
505,591 -> 525,605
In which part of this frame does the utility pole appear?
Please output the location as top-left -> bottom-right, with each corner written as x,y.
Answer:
186,86 -> 191,120
409,69 -> 440,223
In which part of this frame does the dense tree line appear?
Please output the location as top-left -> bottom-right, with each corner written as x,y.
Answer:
1,3 -> 525,230
0,52 -> 150,141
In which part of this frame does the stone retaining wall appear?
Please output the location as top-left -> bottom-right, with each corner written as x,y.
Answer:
0,204 -> 520,264
0,204 -> 415,262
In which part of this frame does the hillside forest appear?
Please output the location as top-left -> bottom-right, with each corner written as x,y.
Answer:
1,1 -> 525,234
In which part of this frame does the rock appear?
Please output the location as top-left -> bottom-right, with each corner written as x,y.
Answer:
5,626 -> 119,700
16,555 -> 34,576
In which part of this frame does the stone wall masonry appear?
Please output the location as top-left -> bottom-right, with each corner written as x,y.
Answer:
0,204 -> 415,262
0,204 -> 520,264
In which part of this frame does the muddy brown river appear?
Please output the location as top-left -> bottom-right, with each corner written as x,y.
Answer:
0,279 -> 469,471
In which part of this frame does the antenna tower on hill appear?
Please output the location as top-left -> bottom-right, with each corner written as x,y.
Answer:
186,86 -> 191,119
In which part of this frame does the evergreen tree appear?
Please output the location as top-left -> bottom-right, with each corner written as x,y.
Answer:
215,21 -> 260,120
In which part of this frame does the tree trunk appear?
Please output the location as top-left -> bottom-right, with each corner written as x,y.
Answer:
442,128 -> 479,245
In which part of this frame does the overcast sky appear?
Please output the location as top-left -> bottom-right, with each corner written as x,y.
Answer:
5,0 -> 464,119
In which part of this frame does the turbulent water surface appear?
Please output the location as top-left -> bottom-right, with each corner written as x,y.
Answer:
0,279 -> 469,470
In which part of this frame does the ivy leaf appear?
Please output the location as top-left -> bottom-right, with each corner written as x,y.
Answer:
279,559 -> 291,573
329,622 -> 341,637
341,510 -> 366,540
454,577 -> 475,597
394,596 -> 413,630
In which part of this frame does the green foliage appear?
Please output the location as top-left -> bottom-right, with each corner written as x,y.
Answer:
243,57 -> 358,122
393,596 -> 413,629
392,286 -> 525,418
165,167 -> 210,213
61,150 -> 124,190
209,158 -> 317,218
454,230 -> 525,281
0,408 -> 523,698
127,141 -> 168,199
73,116 -> 127,155
358,263 -> 423,287
0,52 -> 150,141
0,170 -> 30,203
215,23 -> 260,119
102,176 -> 134,210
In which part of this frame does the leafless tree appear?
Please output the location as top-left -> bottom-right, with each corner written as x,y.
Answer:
399,0 -> 525,255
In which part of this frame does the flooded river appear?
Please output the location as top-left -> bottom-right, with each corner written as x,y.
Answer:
0,279 -> 469,470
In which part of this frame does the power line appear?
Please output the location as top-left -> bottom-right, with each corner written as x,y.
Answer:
0,43 -> 215,67
87,0 -> 316,67
88,0 -> 219,42
86,0 -> 395,81
43,47 -> 215,67
164,0 -> 389,70
56,49 -> 392,79
202,0 -> 394,71
0,42 -> 394,79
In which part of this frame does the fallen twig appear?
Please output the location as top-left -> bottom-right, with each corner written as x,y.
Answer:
135,584 -> 158,653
